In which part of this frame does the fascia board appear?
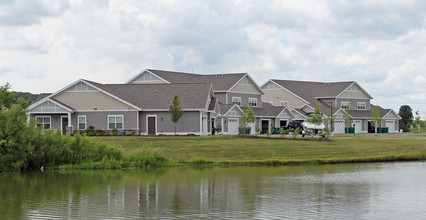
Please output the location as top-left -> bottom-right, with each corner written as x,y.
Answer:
271,80 -> 310,104
336,81 -> 374,99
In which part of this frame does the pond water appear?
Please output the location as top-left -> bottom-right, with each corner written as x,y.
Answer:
1,162 -> 426,219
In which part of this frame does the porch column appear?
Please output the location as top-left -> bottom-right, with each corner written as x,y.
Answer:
27,113 -> 31,125
221,117 -> 224,134
68,112 -> 72,132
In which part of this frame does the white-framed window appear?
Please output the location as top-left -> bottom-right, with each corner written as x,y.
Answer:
357,102 -> 366,110
108,115 -> 123,129
232,97 -> 242,106
78,115 -> 87,130
341,101 -> 350,109
280,101 -> 288,107
248,98 -> 257,107
36,116 -> 51,130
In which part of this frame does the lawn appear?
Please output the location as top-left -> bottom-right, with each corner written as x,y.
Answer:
97,135 -> 426,164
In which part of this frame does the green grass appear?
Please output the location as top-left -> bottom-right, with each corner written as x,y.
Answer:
410,127 -> 426,133
95,135 -> 426,165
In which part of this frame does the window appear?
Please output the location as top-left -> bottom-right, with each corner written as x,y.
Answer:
232,97 -> 241,106
108,115 -> 123,129
357,102 -> 366,110
36,116 -> 51,130
78,115 -> 86,130
341,101 -> 350,109
280,101 -> 288,107
248,98 -> 257,107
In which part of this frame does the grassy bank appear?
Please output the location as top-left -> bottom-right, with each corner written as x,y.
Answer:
95,135 -> 426,166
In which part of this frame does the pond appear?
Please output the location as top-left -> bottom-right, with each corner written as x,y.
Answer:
1,162 -> 425,219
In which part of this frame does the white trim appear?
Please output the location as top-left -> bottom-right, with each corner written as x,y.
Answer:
226,93 -> 228,104
267,80 -> 310,104
146,115 -> 157,135
276,107 -> 296,118
231,96 -> 242,106
35,115 -> 52,130
336,82 -> 373,99
82,80 -> 142,111
248,97 -> 258,107
227,73 -> 264,95
29,79 -> 141,111
108,115 -> 124,130
382,109 -> 402,120
357,102 -> 367,110
125,69 -> 171,84
228,91 -> 263,95
77,115 -> 87,130
28,98 -> 74,113
291,109 -> 308,120
60,116 -> 68,134
223,105 -> 244,117
301,104 -> 315,111
74,109 -> 138,112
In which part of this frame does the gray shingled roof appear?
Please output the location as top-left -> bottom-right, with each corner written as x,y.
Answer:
272,80 -> 354,106
219,103 -> 237,115
33,93 -> 52,103
253,102 -> 286,117
148,69 -> 246,91
85,80 -> 211,110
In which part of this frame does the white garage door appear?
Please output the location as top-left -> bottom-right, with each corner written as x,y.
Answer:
334,120 -> 345,134
354,120 -> 362,133
228,118 -> 239,135
249,122 -> 256,135
386,120 -> 395,133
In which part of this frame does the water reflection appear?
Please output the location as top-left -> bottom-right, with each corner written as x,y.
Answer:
1,163 -> 425,219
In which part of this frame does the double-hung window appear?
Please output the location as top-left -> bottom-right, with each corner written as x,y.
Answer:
248,98 -> 257,107
78,115 -> 87,130
108,115 -> 123,129
341,101 -> 350,109
357,102 -> 366,110
280,101 -> 288,107
36,116 -> 51,130
232,97 -> 242,106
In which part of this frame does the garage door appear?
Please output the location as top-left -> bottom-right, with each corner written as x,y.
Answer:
354,120 -> 362,133
386,120 -> 395,133
228,118 -> 239,135
334,120 -> 345,134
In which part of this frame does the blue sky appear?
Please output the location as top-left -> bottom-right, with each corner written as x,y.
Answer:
1,0 -> 426,118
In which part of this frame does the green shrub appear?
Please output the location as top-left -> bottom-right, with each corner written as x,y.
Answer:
95,129 -> 103,136
112,128 -> 118,136
125,131 -> 132,136
124,144 -> 167,168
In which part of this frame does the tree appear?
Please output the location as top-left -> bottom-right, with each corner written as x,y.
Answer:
241,105 -> 256,134
328,102 -> 337,133
344,106 -> 353,128
0,83 -> 15,110
310,103 -> 323,125
169,96 -> 184,135
413,111 -> 422,132
371,106 -> 382,129
398,105 -> 413,127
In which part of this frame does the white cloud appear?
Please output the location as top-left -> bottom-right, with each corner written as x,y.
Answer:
0,0 -> 426,117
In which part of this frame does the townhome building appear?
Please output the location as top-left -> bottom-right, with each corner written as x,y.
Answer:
28,69 -> 289,135
261,79 -> 401,133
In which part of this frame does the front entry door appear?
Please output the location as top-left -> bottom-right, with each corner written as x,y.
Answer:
62,117 -> 68,135
148,117 -> 156,135
262,120 -> 269,134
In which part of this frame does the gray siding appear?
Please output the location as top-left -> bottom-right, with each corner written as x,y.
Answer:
336,98 -> 371,111
31,114 -> 63,131
214,92 -> 226,105
139,111 -> 201,134
227,92 -> 262,108
71,111 -> 138,130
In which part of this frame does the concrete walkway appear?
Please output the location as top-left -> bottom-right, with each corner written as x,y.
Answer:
333,132 -> 426,137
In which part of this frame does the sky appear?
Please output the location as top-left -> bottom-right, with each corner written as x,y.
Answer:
1,0 -> 425,118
